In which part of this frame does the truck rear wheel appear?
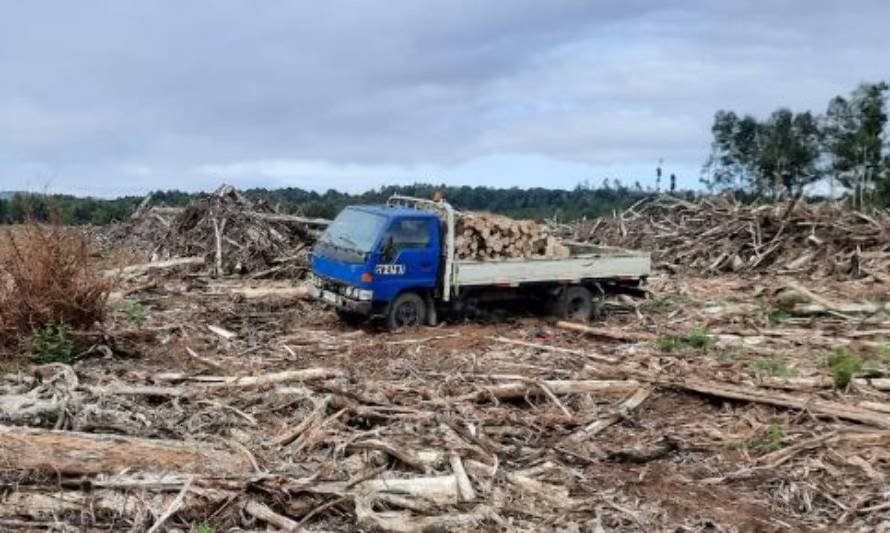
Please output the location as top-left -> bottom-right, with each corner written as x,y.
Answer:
554,285 -> 593,321
386,292 -> 426,331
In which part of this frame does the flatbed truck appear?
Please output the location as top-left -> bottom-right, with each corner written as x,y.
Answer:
308,196 -> 650,329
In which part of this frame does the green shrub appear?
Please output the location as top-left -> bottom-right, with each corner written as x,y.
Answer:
828,349 -> 863,389
749,357 -> 797,378
115,300 -> 147,327
28,324 -> 75,364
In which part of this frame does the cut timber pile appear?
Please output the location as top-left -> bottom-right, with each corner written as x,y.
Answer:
575,195 -> 890,279
142,185 -> 328,278
455,212 -> 569,261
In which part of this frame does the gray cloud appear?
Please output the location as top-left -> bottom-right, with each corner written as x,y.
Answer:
0,1 -> 888,195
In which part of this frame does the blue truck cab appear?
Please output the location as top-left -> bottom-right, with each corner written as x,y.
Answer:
308,203 -> 443,327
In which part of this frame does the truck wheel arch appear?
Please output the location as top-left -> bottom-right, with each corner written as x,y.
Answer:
385,291 -> 427,331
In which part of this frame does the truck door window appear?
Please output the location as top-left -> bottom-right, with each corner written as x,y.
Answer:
386,219 -> 430,252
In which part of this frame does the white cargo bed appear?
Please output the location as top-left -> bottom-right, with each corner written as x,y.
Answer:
453,244 -> 650,289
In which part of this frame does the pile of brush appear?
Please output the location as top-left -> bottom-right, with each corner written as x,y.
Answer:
574,195 -> 890,279
141,185 -> 328,277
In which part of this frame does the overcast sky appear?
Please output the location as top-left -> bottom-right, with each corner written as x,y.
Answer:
1,1 -> 888,197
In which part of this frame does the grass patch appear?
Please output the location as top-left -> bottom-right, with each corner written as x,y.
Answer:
749,422 -> 787,452
774,289 -> 808,311
641,295 -> 678,314
194,522 -> 214,533
827,348 -> 864,389
766,308 -> 791,324
749,357 -> 798,378
115,300 -> 147,327
876,343 -> 890,362
657,327 -> 711,353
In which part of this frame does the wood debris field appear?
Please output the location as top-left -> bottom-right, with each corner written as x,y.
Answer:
1,194 -> 890,532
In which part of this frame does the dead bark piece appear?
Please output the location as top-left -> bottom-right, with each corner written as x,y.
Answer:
493,336 -> 619,364
225,285 -> 312,300
555,321 -> 657,342
104,256 -> 205,277
84,384 -> 186,397
207,324 -> 237,340
146,476 -> 193,533
156,368 -> 344,388
0,487 -> 232,522
354,497 -> 490,533
675,378 -> 890,429
449,453 -> 476,502
0,425 -> 253,475
464,379 -> 639,401
348,439 -> 444,473
505,471 -> 579,509
357,475 -> 460,506
567,387 -> 653,442
277,395 -> 331,446
0,394 -> 63,424
760,376 -> 890,392
605,437 -> 679,463
211,217 -> 223,277
244,499 -> 299,531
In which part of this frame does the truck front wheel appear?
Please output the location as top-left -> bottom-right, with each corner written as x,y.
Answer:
554,285 -> 593,322
386,292 -> 426,331
336,309 -> 366,326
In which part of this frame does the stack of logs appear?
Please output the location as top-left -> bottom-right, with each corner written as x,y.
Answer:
455,212 -> 570,261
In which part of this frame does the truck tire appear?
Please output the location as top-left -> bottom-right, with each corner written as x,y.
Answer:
554,285 -> 593,321
386,292 -> 427,331
336,309 -> 366,326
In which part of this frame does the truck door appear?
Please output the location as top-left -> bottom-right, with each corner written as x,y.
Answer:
374,217 -> 439,301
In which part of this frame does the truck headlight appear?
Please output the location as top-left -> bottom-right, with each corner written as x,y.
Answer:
357,289 -> 373,301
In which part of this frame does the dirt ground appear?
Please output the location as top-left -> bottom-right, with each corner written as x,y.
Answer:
2,231 -> 890,531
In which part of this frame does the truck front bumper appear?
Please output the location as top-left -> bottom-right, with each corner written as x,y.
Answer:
308,286 -> 373,315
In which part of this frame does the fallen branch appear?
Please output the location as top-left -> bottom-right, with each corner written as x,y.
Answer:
461,379 -> 639,401
566,387 -> 653,442
103,256 -> 205,277
244,499 -> 299,531
155,368 -> 344,388
555,321 -> 657,343
675,378 -> 890,429
0,425 -> 253,475
492,337 -> 619,364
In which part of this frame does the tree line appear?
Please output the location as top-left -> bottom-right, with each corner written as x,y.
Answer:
0,182 -> 690,226
703,81 -> 890,206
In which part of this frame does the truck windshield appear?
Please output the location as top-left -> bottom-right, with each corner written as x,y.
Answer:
319,208 -> 388,252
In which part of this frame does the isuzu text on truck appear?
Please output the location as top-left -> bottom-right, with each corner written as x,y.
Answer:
308,196 -> 650,330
